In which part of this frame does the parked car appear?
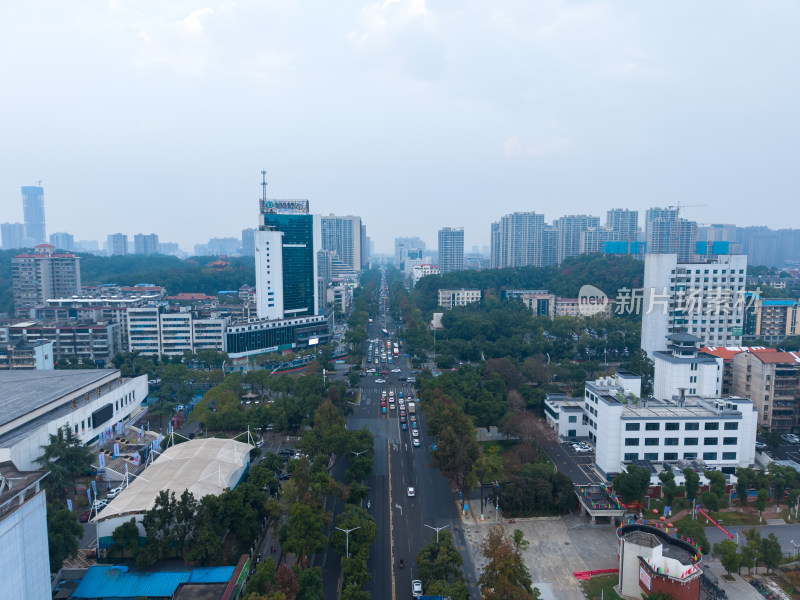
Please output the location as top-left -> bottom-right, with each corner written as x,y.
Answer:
412,580 -> 423,597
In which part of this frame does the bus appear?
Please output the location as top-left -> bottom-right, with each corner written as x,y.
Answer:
408,401 -> 416,414
393,343 -> 399,356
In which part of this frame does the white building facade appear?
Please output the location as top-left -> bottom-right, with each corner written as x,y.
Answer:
652,333 -> 722,400
641,253 -> 747,357
438,289 -> 482,309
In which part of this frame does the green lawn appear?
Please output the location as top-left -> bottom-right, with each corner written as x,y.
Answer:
673,510 -> 761,530
478,439 -> 519,453
581,574 -> 622,600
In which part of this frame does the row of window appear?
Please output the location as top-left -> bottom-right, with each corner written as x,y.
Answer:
71,389 -> 136,436
625,421 -> 738,431
625,437 -> 737,446
624,452 -> 737,461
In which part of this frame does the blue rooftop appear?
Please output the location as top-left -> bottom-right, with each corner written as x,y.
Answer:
762,299 -> 799,306
72,565 -> 234,598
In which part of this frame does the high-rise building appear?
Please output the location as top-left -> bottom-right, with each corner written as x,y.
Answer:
438,227 -> 464,274
541,226 -> 559,267
361,224 -> 368,267
21,186 -> 46,246
557,215 -> 600,264
158,242 -> 180,256
241,228 -> 256,257
641,252 -> 747,357
395,237 -> 426,265
48,232 -> 75,251
606,209 -> 639,241
107,233 -> 128,256
320,214 -> 363,274
1,223 -> 26,250
491,212 -> 545,268
133,233 -> 159,255
256,198 -> 321,320
11,245 -> 82,316
645,207 -> 697,262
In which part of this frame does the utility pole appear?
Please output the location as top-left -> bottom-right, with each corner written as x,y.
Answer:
424,523 -> 449,544
335,526 -> 361,557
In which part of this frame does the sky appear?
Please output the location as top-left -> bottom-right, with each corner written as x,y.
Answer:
1,1 -> 798,254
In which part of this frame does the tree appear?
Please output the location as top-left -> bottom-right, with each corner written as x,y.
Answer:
47,503 -> 82,570
613,464 -> 651,506
111,518 -> 141,559
678,519 -> 710,555
295,566 -> 324,600
760,533 -> 782,572
658,471 -> 678,505
735,467 -> 756,506
756,489 -> 768,517
331,505 -> 377,558
35,425 -> 93,499
246,558 -> 277,597
478,526 -> 537,600
415,530 -> 470,600
468,447 -> 504,517
765,430 -> 783,451
622,349 -> 654,396
512,529 -> 530,553
683,468 -> 700,502
280,503 -> 329,566
705,470 -> 726,499
712,539 -> 741,575
702,491 -> 719,512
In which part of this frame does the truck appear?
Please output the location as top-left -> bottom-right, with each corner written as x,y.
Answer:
408,401 -> 416,414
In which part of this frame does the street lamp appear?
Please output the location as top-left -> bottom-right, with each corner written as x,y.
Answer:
424,523 -> 449,544
335,526 -> 361,557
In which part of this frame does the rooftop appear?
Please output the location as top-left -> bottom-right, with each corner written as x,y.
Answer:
0,370 -> 120,429
619,396 -> 750,420
0,461 -> 49,514
71,565 -> 234,599
700,346 -> 775,361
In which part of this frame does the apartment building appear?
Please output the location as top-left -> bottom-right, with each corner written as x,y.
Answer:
127,307 -> 228,356
731,351 -> 800,433
0,340 -> 54,370
1,321 -> 120,367
12,245 -> 81,316
745,297 -> 800,344
438,289 -> 482,309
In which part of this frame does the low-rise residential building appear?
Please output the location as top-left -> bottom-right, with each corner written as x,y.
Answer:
652,333 -> 721,400
411,264 -> 439,286
555,296 -> 615,318
127,307 -> 228,356
546,372 -> 757,479
699,346 -> 776,396
0,340 -> 54,370
744,296 -> 800,344
0,321 -> 121,367
438,289 -> 482,309
731,350 -> 800,433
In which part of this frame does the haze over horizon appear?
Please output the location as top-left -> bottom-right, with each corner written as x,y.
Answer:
1,1 -> 798,253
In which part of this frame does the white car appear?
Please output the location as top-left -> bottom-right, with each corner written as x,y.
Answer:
375,379 -> 386,383
107,486 -> 123,499
407,486 -> 415,497
412,580 -> 423,597
412,438 -> 420,448
392,368 -> 401,373
411,429 -> 419,438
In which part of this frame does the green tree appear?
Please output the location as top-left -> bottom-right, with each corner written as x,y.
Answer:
712,539 -> 741,575
111,517 -> 141,559
683,468 -> 700,502
760,533 -> 782,572
280,503 -> 329,567
245,557 -> 277,597
622,349 -> 654,396
735,467 -> 756,506
677,519 -> 710,554
415,530 -> 470,600
512,529 -> 530,553
702,491 -> 719,512
330,505 -> 377,558
658,471 -> 678,505
47,503 -> 82,571
756,489 -> 768,517
613,464 -> 651,506
35,425 -> 93,499
295,566 -> 324,600
468,446 -> 504,517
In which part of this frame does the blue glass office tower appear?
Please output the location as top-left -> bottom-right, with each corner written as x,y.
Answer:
21,186 -> 46,245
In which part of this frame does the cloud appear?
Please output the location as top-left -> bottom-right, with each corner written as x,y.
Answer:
179,7 -> 214,35
504,135 -> 572,158
348,0 -> 430,46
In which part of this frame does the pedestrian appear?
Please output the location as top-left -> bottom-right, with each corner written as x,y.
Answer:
271,545 -> 275,553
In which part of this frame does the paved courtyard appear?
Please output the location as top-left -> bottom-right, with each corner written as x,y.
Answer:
463,515 -> 620,600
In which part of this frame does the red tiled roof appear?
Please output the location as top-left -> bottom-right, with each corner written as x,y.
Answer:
753,351 -> 800,364
700,346 -> 776,361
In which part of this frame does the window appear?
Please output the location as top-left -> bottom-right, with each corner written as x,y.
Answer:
703,452 -> 718,461
625,438 -> 639,446
568,416 -> 577,423
624,453 -> 639,461
724,422 -> 739,430
645,423 -> 660,431
645,438 -> 659,446
665,438 -> 679,446
664,453 -> 678,461
644,453 -> 659,460
626,423 -> 640,431
704,437 -> 718,445
705,422 -> 719,430
723,437 -> 737,446
665,423 -> 680,431
684,437 -> 699,446
722,452 -> 737,460
685,422 -> 699,430
684,452 -> 698,460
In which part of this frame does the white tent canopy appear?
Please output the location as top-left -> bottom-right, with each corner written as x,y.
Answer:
96,437 -> 253,521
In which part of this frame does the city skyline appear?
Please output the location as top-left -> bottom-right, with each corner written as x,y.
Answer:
1,2 -> 798,252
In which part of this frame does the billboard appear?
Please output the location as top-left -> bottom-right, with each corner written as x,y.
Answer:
92,403 -> 114,428
308,337 -> 320,346
639,565 -> 652,591
260,199 -> 309,214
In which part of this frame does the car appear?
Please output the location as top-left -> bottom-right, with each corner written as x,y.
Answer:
389,402 -> 395,410
781,434 -> 800,444
399,410 -> 406,418
375,379 -> 386,383
80,508 -> 97,522
412,438 -> 420,448
411,429 -> 419,437
107,487 -> 123,499
380,400 -> 386,407
381,406 -> 387,413
412,579 -> 423,597
755,441 -> 767,451
257,440 -> 265,448
400,415 -> 406,423
401,422 -> 408,430
407,487 -> 415,497
175,404 -> 185,412
392,368 -> 401,373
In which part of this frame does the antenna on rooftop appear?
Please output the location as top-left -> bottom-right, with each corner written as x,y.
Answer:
261,170 -> 268,202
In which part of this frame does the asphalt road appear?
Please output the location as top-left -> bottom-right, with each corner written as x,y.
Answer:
355,296 -> 481,599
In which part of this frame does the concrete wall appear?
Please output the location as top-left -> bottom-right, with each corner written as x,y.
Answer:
0,490 -> 51,600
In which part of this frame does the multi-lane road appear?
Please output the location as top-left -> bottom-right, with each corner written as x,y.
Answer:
351,289 -> 480,599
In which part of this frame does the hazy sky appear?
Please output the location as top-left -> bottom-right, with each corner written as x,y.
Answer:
2,1 -> 798,253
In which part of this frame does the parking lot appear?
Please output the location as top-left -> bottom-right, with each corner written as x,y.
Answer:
543,439 -> 604,486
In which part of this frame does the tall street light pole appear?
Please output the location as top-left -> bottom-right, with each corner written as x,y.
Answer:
424,523 -> 449,544
335,526 -> 361,557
